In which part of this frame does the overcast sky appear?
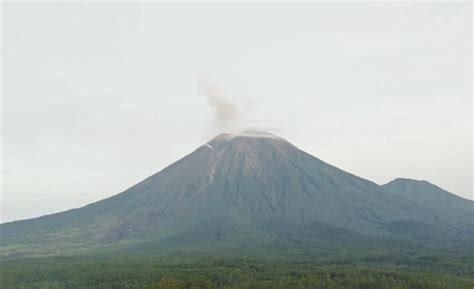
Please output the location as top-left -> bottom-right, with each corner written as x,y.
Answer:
1,2 -> 472,223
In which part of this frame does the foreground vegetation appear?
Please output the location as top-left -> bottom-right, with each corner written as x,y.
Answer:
1,250 -> 473,289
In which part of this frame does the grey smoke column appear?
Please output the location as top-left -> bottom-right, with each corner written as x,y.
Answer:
197,76 -> 239,122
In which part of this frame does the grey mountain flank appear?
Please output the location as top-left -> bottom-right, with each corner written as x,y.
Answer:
1,131 -> 473,256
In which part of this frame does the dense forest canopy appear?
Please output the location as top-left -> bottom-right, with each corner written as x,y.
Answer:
1,248 -> 473,289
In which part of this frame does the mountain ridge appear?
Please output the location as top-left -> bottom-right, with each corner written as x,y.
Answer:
1,131 -> 473,257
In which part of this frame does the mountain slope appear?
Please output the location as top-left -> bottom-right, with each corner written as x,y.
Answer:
382,178 -> 473,236
1,131 -> 473,256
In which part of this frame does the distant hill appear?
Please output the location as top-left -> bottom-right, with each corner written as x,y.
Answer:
1,131 -> 473,257
382,178 -> 473,237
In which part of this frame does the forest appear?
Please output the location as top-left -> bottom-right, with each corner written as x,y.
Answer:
1,249 -> 473,289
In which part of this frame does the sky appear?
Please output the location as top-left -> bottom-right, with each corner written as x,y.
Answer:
1,2 -> 472,223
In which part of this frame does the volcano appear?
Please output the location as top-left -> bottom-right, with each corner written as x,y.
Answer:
1,131 -> 473,256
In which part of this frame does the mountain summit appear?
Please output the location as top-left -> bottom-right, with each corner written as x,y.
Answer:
1,132 -> 473,256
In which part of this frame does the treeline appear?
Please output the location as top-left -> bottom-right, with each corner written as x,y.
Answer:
1,257 -> 473,289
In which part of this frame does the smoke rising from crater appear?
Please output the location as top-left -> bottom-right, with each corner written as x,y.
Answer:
196,76 -> 279,134
197,76 -> 240,128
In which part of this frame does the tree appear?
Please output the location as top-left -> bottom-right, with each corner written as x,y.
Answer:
153,276 -> 179,289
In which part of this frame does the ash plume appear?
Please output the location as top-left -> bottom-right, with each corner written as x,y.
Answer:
197,76 -> 239,128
